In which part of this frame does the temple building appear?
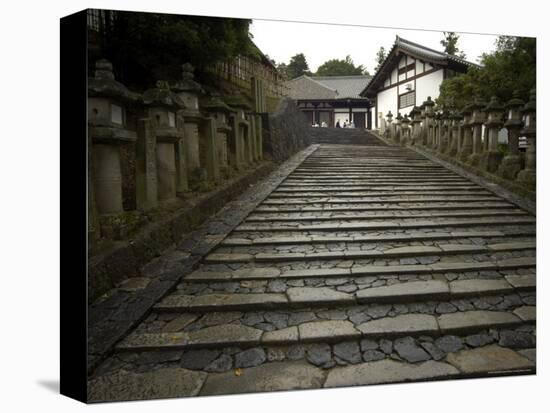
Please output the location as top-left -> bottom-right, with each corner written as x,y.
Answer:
360,36 -> 479,129
287,75 -> 373,128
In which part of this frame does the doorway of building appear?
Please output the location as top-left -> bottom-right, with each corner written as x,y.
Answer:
353,112 -> 365,128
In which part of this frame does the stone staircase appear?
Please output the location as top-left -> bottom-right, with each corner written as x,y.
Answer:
89,143 -> 536,400
309,128 -> 383,145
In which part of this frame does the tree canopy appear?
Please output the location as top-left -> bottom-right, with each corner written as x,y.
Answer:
99,11 -> 253,88
437,36 -> 536,110
440,32 -> 466,59
283,53 -> 312,79
374,47 -> 387,71
316,55 -> 369,76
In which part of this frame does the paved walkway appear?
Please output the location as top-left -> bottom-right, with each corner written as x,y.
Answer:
88,140 -> 536,402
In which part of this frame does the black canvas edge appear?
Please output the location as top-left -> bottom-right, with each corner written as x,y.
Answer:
60,9 -> 88,404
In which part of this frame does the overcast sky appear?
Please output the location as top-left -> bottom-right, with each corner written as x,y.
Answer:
250,19 -> 500,74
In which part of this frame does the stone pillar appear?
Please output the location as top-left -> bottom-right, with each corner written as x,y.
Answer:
468,99 -> 486,166
385,111 -> 394,141
175,114 -> 189,195
142,82 -> 186,201
88,59 -> 137,237
423,97 -> 435,148
401,115 -> 411,145
438,111 -> 450,154
171,64 -> 204,177
255,115 -> 263,161
87,126 -> 100,245
409,106 -> 422,145
516,89 -> 536,187
135,118 -> 158,210
447,111 -> 461,157
227,113 -> 243,171
199,117 -> 220,182
480,97 -> 504,173
498,92 -> 525,180
394,113 -> 402,144
459,105 -> 474,162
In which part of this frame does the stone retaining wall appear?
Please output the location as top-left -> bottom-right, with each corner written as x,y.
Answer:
262,98 -> 311,161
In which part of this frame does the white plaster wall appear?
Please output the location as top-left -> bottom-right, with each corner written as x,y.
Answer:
377,86 -> 398,123
415,69 -> 444,106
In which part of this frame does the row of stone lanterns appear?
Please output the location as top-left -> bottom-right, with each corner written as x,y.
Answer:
87,59 -> 265,243
383,90 -> 536,190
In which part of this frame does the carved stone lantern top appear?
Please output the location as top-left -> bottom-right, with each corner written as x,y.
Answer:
470,98 -> 487,125
520,89 -> 536,137
88,59 -> 137,103
484,96 -> 505,127
171,63 -> 204,94
202,96 -> 234,114
386,110 -> 394,122
409,106 -> 421,122
401,114 -> 411,125
142,81 -> 187,110
505,91 -> 525,128
224,95 -> 254,112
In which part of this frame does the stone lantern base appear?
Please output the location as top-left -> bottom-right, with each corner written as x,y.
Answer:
497,154 -> 524,180
516,168 -> 536,189
480,150 -> 503,173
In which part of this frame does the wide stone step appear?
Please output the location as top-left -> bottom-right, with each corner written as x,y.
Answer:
244,210 -> 526,222
156,276 -> 535,313
274,186 -> 482,192
221,230 -> 534,246
254,202 -> 514,215
269,190 -> 492,198
186,257 -> 536,281
262,196 -> 504,205
116,309 -> 533,352
235,217 -> 536,232
204,241 -> 535,263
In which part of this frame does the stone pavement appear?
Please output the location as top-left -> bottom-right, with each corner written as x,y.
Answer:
88,139 -> 536,402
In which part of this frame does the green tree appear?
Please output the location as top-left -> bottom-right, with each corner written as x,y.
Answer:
440,32 -> 466,59
437,36 -> 536,109
276,62 -> 289,79
375,46 -> 387,71
100,11 -> 252,88
286,53 -> 311,79
316,55 -> 369,76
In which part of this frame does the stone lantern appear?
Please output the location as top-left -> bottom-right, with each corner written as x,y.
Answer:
88,59 -> 137,239
438,110 -> 451,153
226,96 -> 255,169
516,89 -> 536,187
142,81 -> 187,201
172,64 -> 205,176
385,111 -> 394,141
423,97 -> 435,147
497,92 -> 524,179
394,112 -> 403,144
459,104 -> 474,162
468,98 -> 486,166
409,106 -> 422,145
481,96 -> 504,172
447,111 -> 462,157
401,114 -> 411,145
202,96 -> 234,174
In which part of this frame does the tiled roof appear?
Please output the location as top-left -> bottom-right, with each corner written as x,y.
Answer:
287,75 -> 371,100
395,36 -> 479,67
360,36 -> 481,97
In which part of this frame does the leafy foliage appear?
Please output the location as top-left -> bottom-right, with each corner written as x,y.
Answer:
284,53 -> 312,79
316,55 -> 369,76
437,36 -> 536,109
100,11 -> 252,88
375,47 -> 387,71
440,32 -> 466,59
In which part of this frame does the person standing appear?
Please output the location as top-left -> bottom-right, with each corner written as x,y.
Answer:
336,120 -> 341,128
